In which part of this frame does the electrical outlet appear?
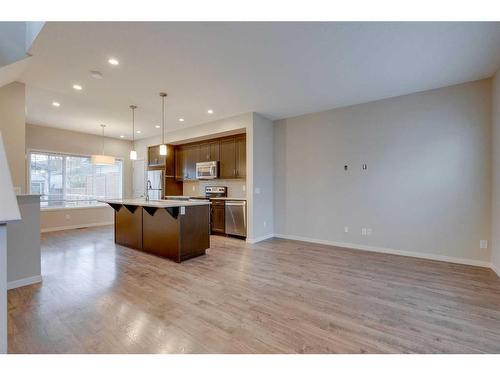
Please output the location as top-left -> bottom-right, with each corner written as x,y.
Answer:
480,240 -> 488,249
192,185 -> 196,192
263,221 -> 267,228
242,185 -> 246,192
65,214 -> 71,220
361,228 -> 367,236
366,228 -> 372,235
255,187 -> 261,194
344,226 -> 349,233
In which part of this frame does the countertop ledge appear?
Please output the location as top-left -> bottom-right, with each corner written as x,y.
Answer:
100,199 -> 211,208
165,196 -> 246,201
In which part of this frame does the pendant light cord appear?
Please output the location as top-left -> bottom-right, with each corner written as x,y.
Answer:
101,124 -> 105,155
162,95 -> 165,144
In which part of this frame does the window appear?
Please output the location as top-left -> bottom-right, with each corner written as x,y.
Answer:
29,151 -> 123,208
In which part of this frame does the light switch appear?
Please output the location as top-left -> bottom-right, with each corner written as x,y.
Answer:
255,187 -> 261,194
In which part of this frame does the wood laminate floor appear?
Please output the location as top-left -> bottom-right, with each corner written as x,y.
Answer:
7,226 -> 500,353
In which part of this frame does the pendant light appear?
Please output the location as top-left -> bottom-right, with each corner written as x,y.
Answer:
91,124 -> 116,165
129,105 -> 138,160
159,92 -> 168,156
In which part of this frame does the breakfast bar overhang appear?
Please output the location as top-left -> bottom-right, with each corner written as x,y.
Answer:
102,199 -> 211,262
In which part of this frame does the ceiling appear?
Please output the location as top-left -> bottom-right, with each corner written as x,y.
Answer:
22,22 -> 500,140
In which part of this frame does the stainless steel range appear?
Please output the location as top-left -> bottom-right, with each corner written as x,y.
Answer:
205,186 -> 227,198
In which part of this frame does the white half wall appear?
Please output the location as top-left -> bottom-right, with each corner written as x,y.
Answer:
491,69 -> 500,277
274,79 -> 492,265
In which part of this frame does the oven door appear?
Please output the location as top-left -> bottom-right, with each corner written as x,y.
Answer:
196,161 -> 218,179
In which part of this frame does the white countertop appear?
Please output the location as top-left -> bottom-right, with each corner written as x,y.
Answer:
165,195 -> 246,201
101,199 -> 211,208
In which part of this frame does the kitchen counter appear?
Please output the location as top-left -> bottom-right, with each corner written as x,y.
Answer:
101,199 -> 210,263
102,198 -> 210,208
164,196 -> 246,201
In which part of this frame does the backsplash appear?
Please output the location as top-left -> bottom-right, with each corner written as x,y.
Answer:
183,179 -> 247,199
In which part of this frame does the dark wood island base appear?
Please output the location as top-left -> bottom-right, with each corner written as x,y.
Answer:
104,199 -> 210,263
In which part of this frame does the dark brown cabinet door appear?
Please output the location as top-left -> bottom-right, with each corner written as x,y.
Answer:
148,146 -> 166,167
185,145 -> 199,180
175,147 -> 186,180
211,202 -> 225,233
235,135 -> 246,178
199,141 -> 220,162
220,138 -> 236,178
165,145 -> 176,177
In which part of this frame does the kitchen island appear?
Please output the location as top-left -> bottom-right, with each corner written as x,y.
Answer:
102,199 -> 210,263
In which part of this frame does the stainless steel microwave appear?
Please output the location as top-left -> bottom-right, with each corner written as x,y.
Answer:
196,161 -> 218,179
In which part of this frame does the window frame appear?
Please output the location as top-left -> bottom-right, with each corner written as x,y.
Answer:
27,148 -> 124,210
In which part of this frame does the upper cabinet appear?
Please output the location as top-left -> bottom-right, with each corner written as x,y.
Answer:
199,141 -> 220,162
174,134 -> 246,181
219,138 -> 236,178
219,134 -> 246,179
148,145 -> 166,167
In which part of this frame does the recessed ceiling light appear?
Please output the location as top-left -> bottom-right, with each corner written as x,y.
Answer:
178,118 -> 185,122
52,101 -> 60,107
108,58 -> 119,66
120,135 -> 125,138
136,130 -> 141,134
155,125 -> 161,129
207,109 -> 214,114
73,84 -> 83,91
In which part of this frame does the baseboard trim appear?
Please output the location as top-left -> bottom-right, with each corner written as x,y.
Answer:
491,263 -> 500,278
273,233 -> 491,268
7,275 -> 42,290
41,221 -> 113,233
246,233 -> 275,244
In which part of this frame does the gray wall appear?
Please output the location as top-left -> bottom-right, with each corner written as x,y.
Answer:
249,113 -> 274,240
7,195 -> 41,287
491,69 -> 500,274
274,79 -> 492,264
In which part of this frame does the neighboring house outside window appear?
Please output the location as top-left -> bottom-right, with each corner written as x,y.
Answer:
28,151 -> 123,208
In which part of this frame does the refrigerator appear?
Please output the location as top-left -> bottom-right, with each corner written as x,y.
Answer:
146,170 -> 163,200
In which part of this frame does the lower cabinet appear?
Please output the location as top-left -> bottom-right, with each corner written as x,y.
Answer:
211,200 -> 225,234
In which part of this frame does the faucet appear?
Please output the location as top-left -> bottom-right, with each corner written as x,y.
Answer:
145,180 -> 152,201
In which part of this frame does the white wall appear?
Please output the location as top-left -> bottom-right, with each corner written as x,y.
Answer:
26,124 -> 133,231
7,195 -> 41,288
491,70 -> 500,276
274,79 -> 492,265
0,82 -> 26,193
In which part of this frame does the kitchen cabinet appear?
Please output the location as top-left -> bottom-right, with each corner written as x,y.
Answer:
220,135 -> 246,178
211,200 -> 225,234
220,138 -> 236,178
175,144 -> 199,180
164,144 -> 176,177
199,141 -> 220,162
174,134 -> 246,181
185,145 -> 199,180
148,145 -> 166,167
175,147 -> 185,181
235,135 -> 246,178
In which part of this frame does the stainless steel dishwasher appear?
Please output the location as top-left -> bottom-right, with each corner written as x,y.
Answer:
225,200 -> 247,237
